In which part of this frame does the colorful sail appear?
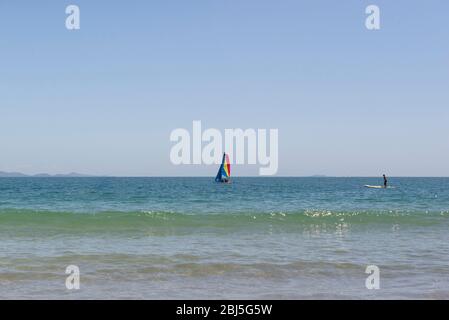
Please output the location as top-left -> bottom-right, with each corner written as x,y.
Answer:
215,153 -> 231,182
222,153 -> 231,178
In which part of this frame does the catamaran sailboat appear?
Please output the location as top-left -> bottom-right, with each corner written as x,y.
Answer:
215,153 -> 231,183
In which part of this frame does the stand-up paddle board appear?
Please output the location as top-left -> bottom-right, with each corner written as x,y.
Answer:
364,185 -> 395,189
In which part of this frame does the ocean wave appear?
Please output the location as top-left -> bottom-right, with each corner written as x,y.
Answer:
0,208 -> 447,233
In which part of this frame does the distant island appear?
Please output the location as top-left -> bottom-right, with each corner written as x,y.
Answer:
0,171 -> 92,178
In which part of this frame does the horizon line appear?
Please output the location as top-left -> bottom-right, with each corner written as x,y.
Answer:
1,175 -> 449,178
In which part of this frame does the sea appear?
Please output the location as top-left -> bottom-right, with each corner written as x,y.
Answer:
0,177 -> 448,299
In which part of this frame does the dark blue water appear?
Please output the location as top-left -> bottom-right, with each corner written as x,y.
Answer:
1,177 -> 448,214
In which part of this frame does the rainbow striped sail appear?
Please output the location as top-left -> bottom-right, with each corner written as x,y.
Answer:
215,153 -> 231,183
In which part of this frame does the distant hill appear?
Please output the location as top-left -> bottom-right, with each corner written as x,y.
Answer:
33,173 -> 52,177
54,172 -> 92,177
0,171 -> 92,178
0,171 -> 28,177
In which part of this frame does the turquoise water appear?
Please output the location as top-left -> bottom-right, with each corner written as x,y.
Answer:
1,177 -> 448,299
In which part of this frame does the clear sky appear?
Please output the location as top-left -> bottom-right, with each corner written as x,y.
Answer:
1,1 -> 448,176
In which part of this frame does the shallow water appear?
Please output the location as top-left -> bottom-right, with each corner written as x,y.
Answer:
0,177 -> 448,299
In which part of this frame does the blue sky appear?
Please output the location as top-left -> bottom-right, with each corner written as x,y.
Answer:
0,1 -> 448,176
